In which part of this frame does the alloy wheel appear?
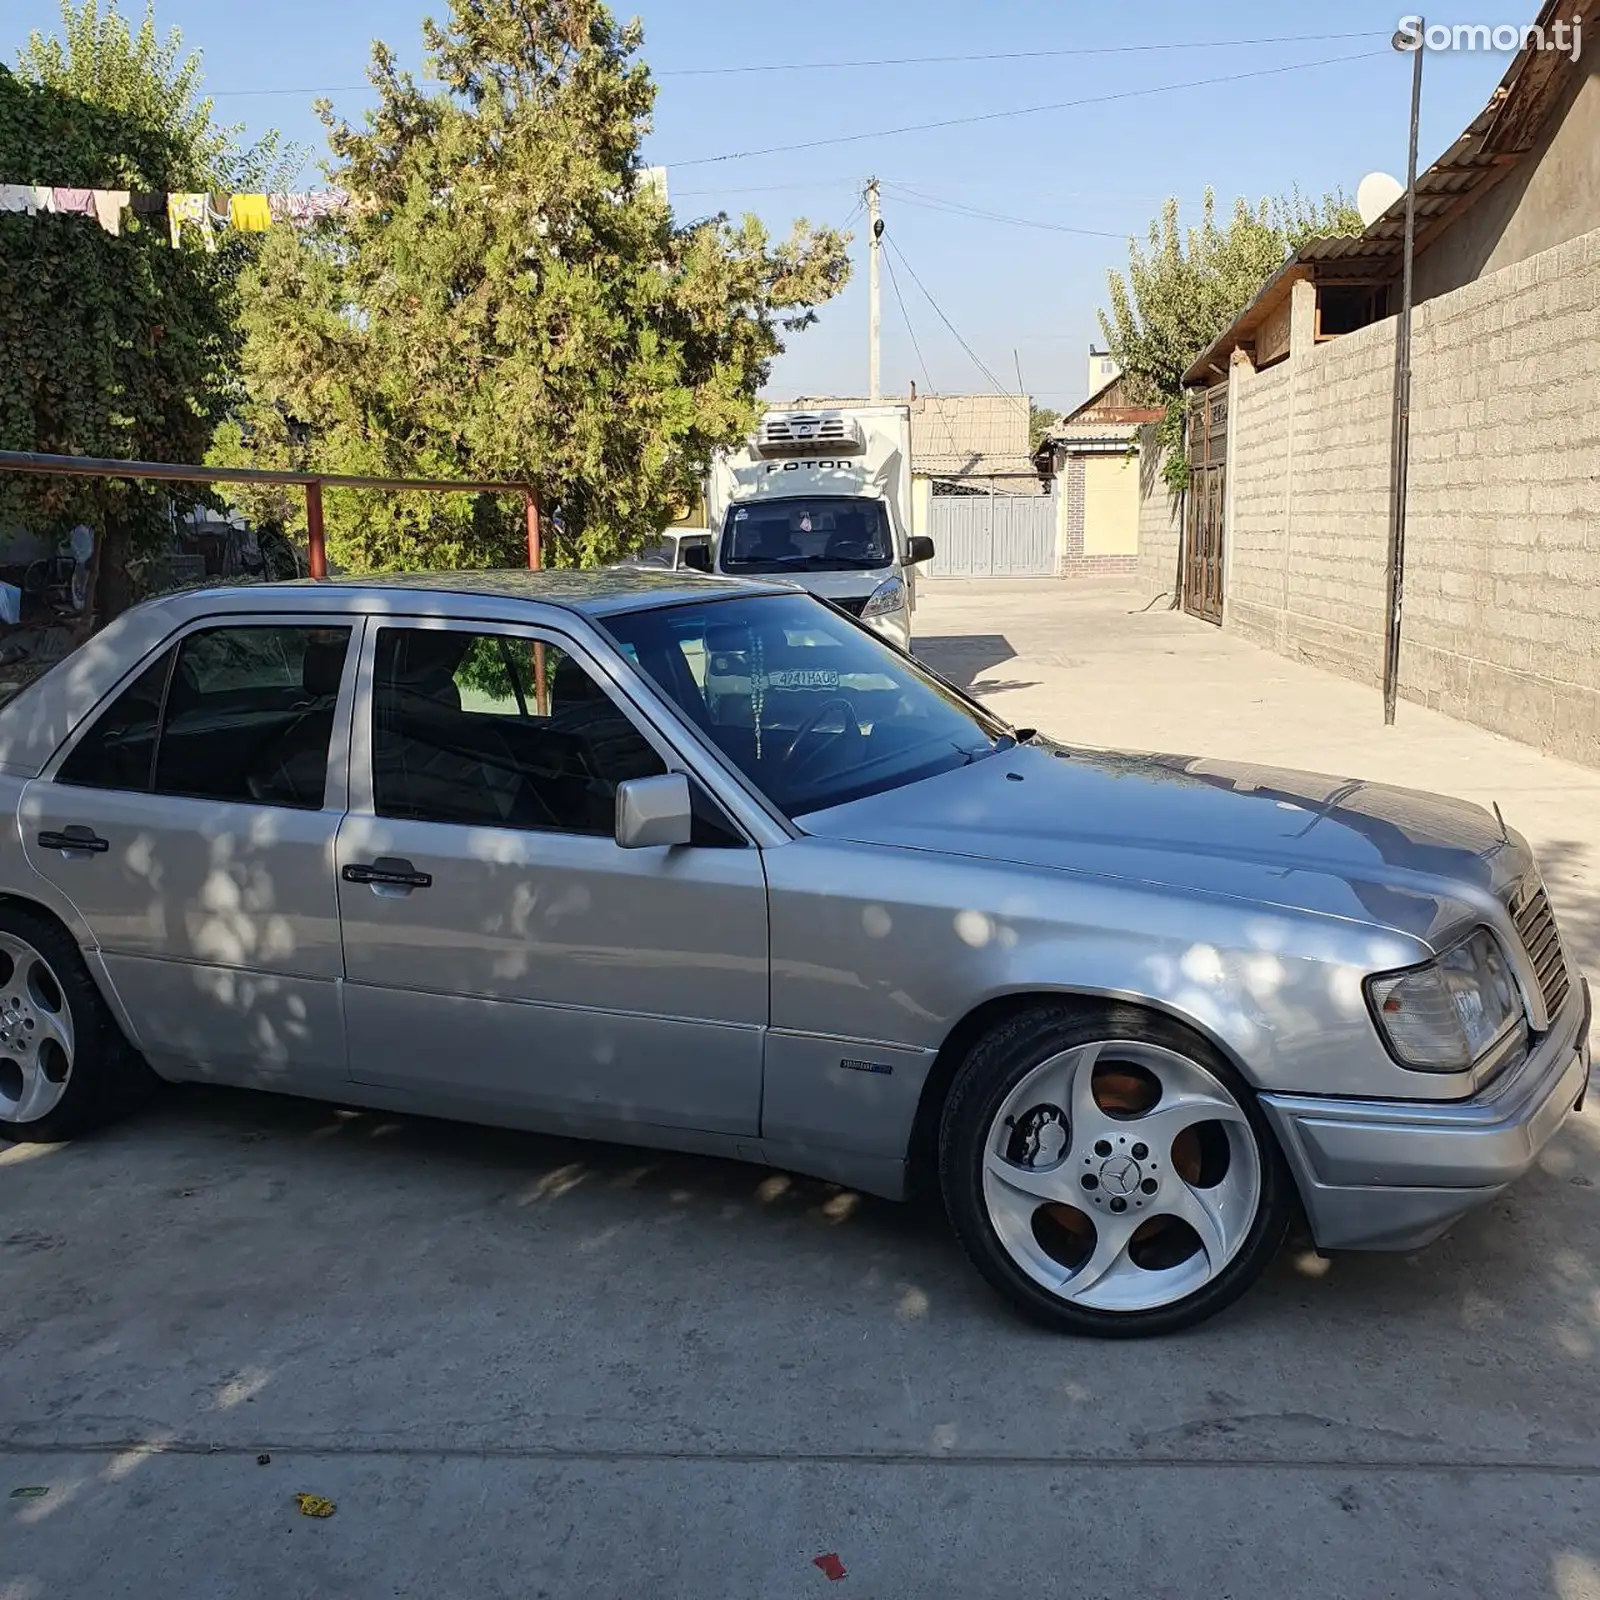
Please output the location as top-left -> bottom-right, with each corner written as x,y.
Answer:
980,1039 -> 1262,1313
0,932 -> 76,1126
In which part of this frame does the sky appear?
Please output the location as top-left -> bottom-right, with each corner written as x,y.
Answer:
9,0 -> 1522,413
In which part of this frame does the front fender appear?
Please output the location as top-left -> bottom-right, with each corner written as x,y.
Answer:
764,837 -> 1430,1110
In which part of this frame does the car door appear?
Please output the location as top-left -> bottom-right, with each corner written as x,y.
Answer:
20,616 -> 358,1088
335,616 -> 768,1135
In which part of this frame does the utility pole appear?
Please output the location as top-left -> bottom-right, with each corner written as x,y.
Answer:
1383,24 -> 1425,726
866,177 -> 882,401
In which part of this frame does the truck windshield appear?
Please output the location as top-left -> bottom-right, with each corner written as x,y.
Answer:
720,496 -> 893,574
600,591 -> 1013,817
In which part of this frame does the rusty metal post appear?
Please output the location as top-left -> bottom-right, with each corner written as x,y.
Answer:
525,489 -> 546,710
305,479 -> 327,579
524,489 -> 541,571
1383,26 -> 1425,726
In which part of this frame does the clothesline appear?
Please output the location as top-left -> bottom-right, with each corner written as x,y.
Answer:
0,184 -> 348,246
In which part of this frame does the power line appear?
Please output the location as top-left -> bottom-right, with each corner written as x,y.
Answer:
884,235 -> 1013,400
881,244 -> 965,462
673,176 -> 863,198
204,30 -> 1387,95
881,248 -> 932,394
880,184 -> 1136,241
668,49 -> 1387,166
656,30 -> 1386,77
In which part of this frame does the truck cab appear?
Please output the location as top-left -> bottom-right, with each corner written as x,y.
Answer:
706,407 -> 934,651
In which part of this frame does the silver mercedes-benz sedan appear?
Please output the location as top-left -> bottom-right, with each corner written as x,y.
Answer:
0,572 -> 1588,1335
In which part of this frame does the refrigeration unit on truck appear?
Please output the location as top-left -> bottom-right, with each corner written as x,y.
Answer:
705,406 -> 935,651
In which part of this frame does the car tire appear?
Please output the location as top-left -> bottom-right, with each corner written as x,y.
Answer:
0,903 -> 154,1144
938,1001 -> 1293,1338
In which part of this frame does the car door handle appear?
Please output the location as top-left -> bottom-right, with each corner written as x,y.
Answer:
37,826 -> 110,855
342,858 -> 433,892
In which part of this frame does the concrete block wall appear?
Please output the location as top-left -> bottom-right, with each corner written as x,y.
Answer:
1190,224 -> 1600,767
1402,227 -> 1600,765
1226,322 -> 1395,682
1136,426 -> 1182,600
1224,361 -> 1293,650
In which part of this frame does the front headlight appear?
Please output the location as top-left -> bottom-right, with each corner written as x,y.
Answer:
1367,928 -> 1524,1071
860,576 -> 906,618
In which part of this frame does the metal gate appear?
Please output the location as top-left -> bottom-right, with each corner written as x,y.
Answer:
1182,382 -> 1227,623
928,485 -> 1058,577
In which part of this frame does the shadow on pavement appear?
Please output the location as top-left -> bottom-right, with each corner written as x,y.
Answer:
915,633 -> 1034,694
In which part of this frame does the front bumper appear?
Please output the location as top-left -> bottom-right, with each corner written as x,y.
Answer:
1261,977 -> 1591,1250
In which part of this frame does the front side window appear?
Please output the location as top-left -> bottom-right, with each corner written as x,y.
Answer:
719,496 -> 893,574
599,593 -> 1010,817
58,624 -> 351,809
371,627 -> 665,834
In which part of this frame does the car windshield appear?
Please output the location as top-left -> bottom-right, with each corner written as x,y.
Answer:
719,496 -> 893,574
600,592 -> 1013,817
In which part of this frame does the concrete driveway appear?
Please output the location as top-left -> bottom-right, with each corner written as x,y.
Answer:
4,579 -> 1599,1599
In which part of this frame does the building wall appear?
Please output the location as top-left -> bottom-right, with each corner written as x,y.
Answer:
1081,454 -> 1140,555
1226,320 -> 1395,683
910,474 -> 932,539
1192,224 -> 1600,766
1414,68 -> 1600,304
1136,427 -> 1181,601
1055,452 -> 1140,576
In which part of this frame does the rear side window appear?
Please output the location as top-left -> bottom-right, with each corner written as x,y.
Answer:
57,625 -> 352,809
57,651 -> 172,792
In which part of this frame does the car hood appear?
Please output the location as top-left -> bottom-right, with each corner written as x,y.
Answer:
718,568 -> 892,604
799,742 -> 1526,944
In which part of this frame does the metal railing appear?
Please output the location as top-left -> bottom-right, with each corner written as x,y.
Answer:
0,450 -> 542,579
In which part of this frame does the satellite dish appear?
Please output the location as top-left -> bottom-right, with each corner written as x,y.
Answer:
1357,172 -> 1405,226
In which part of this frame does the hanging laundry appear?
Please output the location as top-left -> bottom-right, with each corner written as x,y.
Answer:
272,190 -> 348,227
229,193 -> 271,232
167,192 -> 211,249
130,192 -> 165,218
92,189 -> 130,236
51,187 -> 96,218
3,185 -> 56,214
208,192 -> 234,229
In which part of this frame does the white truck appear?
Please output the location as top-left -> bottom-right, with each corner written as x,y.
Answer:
703,405 -> 935,650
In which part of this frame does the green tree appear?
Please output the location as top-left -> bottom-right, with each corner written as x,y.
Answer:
2,1 -> 295,619
1028,403 -> 1058,453
220,0 -> 852,573
1098,188 -> 1362,493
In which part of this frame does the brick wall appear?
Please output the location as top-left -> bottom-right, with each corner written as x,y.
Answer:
1182,225 -> 1600,767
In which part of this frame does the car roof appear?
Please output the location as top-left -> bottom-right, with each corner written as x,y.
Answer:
0,568 -> 792,781
284,566 -> 781,617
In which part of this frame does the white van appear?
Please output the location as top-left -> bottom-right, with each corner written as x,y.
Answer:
704,406 -> 935,651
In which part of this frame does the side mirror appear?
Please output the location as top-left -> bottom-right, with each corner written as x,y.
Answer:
680,543 -> 713,573
615,773 -> 694,849
907,535 -> 936,565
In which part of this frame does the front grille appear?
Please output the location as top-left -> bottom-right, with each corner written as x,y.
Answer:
1509,876 -> 1570,1021
831,595 -> 869,617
